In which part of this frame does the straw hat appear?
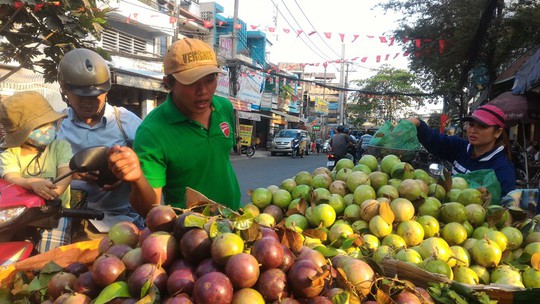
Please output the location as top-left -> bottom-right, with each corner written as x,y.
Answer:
0,91 -> 66,148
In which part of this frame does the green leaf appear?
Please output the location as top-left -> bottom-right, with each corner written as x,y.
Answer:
313,245 -> 341,258
209,220 -> 232,238
41,261 -> 62,274
184,214 -> 207,229
140,277 -> 152,298
93,281 -> 131,304
341,237 -> 356,250
331,290 -> 350,304
233,214 -> 254,231
219,207 -> 235,219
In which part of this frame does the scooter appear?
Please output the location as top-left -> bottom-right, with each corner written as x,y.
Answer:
240,144 -> 256,158
0,146 -> 109,266
327,153 -> 354,170
291,138 -> 303,158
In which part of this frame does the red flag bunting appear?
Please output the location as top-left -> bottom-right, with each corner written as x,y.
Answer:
268,27 -> 275,32
13,1 -> 24,9
361,57 -> 367,63
403,38 -> 410,43
308,31 -> 317,36
339,33 -> 345,42
388,37 -> 395,46
351,34 -> 360,43
376,55 -> 381,63
367,35 -> 375,39
324,32 -> 331,39
203,20 -> 213,28
169,16 -> 177,23
218,21 -> 225,26
250,25 -> 258,30
283,28 -> 290,33
415,39 -> 421,48
234,23 -> 242,29
296,29 -> 304,37
379,36 -> 387,43
385,54 -> 390,61
393,53 -> 400,59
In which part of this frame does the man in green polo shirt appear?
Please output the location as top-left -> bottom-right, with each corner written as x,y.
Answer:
108,37 -> 241,216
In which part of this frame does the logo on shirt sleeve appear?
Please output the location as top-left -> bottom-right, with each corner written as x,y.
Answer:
220,122 -> 230,137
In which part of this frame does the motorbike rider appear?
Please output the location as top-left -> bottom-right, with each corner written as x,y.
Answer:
292,131 -> 305,157
0,91 -> 73,252
56,48 -> 144,231
329,125 -> 353,162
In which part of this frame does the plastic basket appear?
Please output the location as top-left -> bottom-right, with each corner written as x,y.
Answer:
366,145 -> 418,162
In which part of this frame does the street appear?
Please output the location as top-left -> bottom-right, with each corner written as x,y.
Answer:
231,151 -> 328,205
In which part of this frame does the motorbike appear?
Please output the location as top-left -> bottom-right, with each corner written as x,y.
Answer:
326,153 -> 354,170
0,146 -> 109,266
240,144 -> 256,158
291,137 -> 303,158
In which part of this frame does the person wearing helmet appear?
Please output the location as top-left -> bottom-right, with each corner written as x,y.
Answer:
329,125 -> 354,162
107,37 -> 241,216
56,48 -> 144,231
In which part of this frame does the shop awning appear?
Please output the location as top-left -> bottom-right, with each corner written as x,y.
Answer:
112,68 -> 167,92
238,111 -> 273,121
270,109 -> 300,123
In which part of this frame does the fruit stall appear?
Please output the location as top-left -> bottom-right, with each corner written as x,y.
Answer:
1,154 -> 540,304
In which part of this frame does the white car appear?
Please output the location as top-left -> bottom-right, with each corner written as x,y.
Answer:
360,134 -> 373,150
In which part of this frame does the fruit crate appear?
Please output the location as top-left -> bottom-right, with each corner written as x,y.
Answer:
381,258 -> 540,304
366,145 -> 418,162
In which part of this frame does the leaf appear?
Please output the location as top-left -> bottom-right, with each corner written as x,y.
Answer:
93,281 -> 131,304
486,208 -> 506,227
376,288 -> 395,304
184,214 -> 208,229
209,219 -> 232,238
140,276 -> 152,298
531,252 -> 540,271
379,201 -> 395,225
240,221 -> 262,242
331,291 -> 350,304
313,245 -> 341,258
277,226 -> 304,254
41,261 -> 62,274
233,213 -> 254,231
303,229 -> 328,241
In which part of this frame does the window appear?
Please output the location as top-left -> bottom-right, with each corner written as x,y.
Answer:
102,28 -> 147,55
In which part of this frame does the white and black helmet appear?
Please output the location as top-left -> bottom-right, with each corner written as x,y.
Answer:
58,48 -> 111,97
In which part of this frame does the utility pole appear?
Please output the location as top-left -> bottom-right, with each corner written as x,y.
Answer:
338,43 -> 346,125
173,1 -> 180,41
232,0 -> 239,58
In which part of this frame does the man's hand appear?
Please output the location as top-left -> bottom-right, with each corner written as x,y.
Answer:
108,145 -> 143,183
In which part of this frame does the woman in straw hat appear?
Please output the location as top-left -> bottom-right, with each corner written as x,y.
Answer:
0,91 -> 73,252
408,104 -> 516,197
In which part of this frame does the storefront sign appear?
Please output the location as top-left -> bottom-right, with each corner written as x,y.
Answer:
260,93 -> 273,110
313,125 -> 321,131
239,124 -> 253,145
229,98 -> 251,112
237,66 -> 264,105
314,97 -> 329,115
216,67 -> 231,96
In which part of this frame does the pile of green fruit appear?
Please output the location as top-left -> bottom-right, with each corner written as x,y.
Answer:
246,154 -> 540,292
3,198 -> 433,303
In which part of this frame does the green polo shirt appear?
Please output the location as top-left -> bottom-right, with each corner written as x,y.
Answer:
134,94 -> 241,210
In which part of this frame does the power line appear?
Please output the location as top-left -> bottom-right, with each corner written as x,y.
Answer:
292,0 -> 341,58
269,0 -> 330,62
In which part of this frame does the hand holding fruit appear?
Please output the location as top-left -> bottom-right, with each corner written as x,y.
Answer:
108,145 -> 143,183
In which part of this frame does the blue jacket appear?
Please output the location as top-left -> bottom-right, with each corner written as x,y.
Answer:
417,120 -> 515,196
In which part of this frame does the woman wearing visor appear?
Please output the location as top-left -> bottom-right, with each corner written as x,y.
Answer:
407,104 -> 516,196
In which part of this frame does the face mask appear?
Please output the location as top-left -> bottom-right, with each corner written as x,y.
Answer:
26,124 -> 56,148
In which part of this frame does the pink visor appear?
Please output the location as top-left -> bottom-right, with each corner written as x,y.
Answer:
462,105 -> 505,128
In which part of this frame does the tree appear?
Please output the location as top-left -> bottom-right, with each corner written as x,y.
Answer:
0,0 -> 111,83
348,65 -> 425,128
379,0 -> 540,116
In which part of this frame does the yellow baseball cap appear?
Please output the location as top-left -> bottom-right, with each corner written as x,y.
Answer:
163,37 -> 222,85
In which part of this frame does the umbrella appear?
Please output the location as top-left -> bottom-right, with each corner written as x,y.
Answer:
486,92 -> 540,126
487,91 -> 540,188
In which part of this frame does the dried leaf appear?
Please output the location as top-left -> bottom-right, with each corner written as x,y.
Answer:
376,288 -> 395,304
486,209 -> 506,227
277,226 -> 304,254
531,252 -> 540,271
240,221 -> 262,242
379,202 -> 395,225
303,229 -> 328,241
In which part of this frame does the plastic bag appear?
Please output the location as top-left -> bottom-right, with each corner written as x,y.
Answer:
454,169 -> 502,205
369,120 -> 420,150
